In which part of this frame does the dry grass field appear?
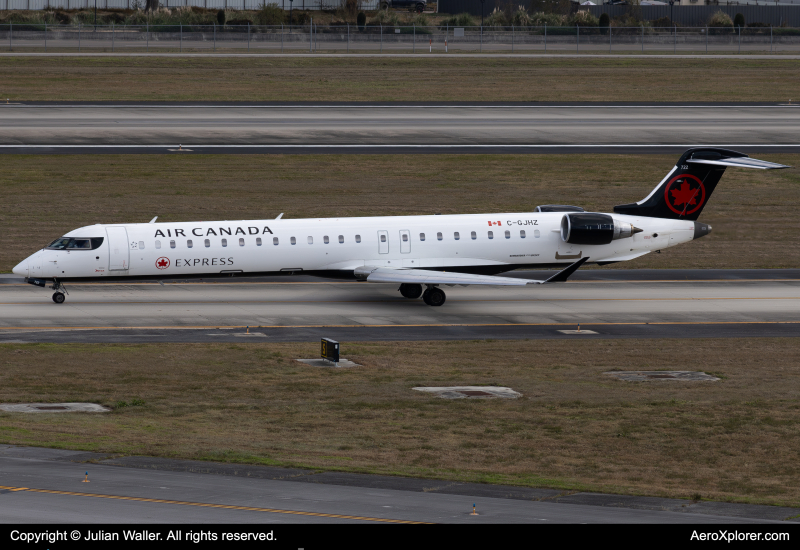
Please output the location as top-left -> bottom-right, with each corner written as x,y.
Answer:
1,339 -> 799,507
1,153 -> 798,273
0,57 -> 798,102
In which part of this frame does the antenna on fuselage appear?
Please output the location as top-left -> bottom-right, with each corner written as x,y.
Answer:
276,213 -> 284,219
149,216 -> 158,224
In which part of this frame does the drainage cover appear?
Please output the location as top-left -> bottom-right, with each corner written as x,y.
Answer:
0,403 -> 111,413
413,386 -> 522,399
605,371 -> 720,382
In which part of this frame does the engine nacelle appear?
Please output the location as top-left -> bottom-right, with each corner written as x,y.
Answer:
560,213 -> 641,245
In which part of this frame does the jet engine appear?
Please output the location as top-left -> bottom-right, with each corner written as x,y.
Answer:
560,213 -> 642,245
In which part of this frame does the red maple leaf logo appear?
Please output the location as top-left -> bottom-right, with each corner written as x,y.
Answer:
670,181 -> 700,208
155,257 -> 170,270
664,174 -> 705,216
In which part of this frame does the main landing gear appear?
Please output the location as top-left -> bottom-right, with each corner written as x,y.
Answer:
398,283 -> 446,307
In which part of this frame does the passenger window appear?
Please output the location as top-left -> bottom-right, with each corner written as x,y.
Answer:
324,236 -> 329,244
155,240 -> 161,249
256,238 -> 262,246
239,238 -> 245,246
338,235 -> 344,243
454,232 -> 460,240
402,234 -> 408,242
204,239 -> 210,248
534,229 -> 541,238
504,230 -> 510,239
170,240 -> 176,249
356,235 -> 361,243
488,231 -> 494,240
520,230 -> 526,239
139,241 -> 145,249
308,236 -> 313,245
471,231 -> 476,240
222,238 -> 227,247
187,240 -> 193,248
290,237 -> 296,245
380,235 -> 386,243
420,233 -> 425,241
437,232 -> 443,241
273,237 -> 279,245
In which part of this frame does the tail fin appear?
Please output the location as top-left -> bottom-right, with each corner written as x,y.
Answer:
614,148 -> 789,221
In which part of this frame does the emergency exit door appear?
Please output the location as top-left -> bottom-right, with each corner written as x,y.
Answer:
399,230 -> 410,254
106,226 -> 130,271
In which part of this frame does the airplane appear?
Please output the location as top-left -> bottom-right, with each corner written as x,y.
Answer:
12,148 -> 789,306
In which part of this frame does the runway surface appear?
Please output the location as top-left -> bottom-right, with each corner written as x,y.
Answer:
1,103 -> 799,154
1,446 -> 796,523
1,270 -> 798,342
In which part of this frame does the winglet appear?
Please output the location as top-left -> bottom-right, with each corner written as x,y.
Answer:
544,257 -> 589,283
149,216 -> 158,224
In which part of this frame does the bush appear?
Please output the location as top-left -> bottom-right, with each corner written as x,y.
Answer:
511,6 -> 531,27
531,12 -> 565,27
257,3 -> 285,25
708,10 -> 732,28
485,8 -> 507,28
599,12 -> 609,33
650,16 -> 672,29
357,11 -> 366,30
733,12 -> 745,29
567,10 -> 598,27
216,9 -> 226,25
439,12 -> 476,27
371,9 -> 400,26
410,13 -> 429,27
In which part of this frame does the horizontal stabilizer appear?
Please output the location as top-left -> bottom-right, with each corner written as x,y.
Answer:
686,157 -> 789,170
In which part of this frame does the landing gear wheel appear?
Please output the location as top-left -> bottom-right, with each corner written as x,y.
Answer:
415,2 -> 424,12
399,283 -> 423,299
52,292 -> 65,304
422,287 -> 446,307
380,1 -> 389,10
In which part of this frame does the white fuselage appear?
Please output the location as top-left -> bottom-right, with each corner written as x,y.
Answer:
14,212 -> 696,280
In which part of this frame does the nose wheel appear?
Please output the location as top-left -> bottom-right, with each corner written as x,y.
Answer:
422,286 -> 446,307
49,279 -> 68,304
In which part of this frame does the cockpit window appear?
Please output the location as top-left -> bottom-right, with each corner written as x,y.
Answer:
47,237 -> 104,250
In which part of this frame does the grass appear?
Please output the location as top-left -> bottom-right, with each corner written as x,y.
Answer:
1,338 -> 799,507
1,153 -> 798,273
0,57 -> 799,102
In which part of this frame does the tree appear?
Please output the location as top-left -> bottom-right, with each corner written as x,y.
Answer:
145,0 -> 159,12
733,13 -> 745,29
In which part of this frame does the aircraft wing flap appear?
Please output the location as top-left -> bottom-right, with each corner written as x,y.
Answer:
355,266 -> 534,286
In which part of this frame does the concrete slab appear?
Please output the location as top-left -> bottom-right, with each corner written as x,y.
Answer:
413,386 -> 522,399
0,402 -> 110,413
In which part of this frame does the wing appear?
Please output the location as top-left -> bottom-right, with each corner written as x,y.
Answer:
354,258 -> 588,286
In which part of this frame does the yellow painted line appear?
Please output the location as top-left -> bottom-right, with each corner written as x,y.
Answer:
1,320 -> 799,331
1,485 -> 427,524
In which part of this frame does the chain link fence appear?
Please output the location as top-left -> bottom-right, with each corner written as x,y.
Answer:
1,24 -> 799,53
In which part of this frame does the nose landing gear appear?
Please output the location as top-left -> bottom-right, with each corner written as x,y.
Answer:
50,279 -> 68,304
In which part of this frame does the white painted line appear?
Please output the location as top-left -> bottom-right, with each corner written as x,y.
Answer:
2,105 -> 799,109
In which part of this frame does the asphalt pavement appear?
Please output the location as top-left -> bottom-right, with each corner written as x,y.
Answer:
1,103 -> 798,154
1,446 -> 796,524
1,270 -> 798,343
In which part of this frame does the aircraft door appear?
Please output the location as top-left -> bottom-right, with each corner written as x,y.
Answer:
378,230 -> 389,254
399,230 -> 410,254
106,226 -> 130,271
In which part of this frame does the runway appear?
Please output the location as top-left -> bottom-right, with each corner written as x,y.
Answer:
1,446 -> 796,523
1,103 -> 799,154
1,270 -> 799,342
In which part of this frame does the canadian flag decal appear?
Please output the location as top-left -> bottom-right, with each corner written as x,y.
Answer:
487,221 -> 502,226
